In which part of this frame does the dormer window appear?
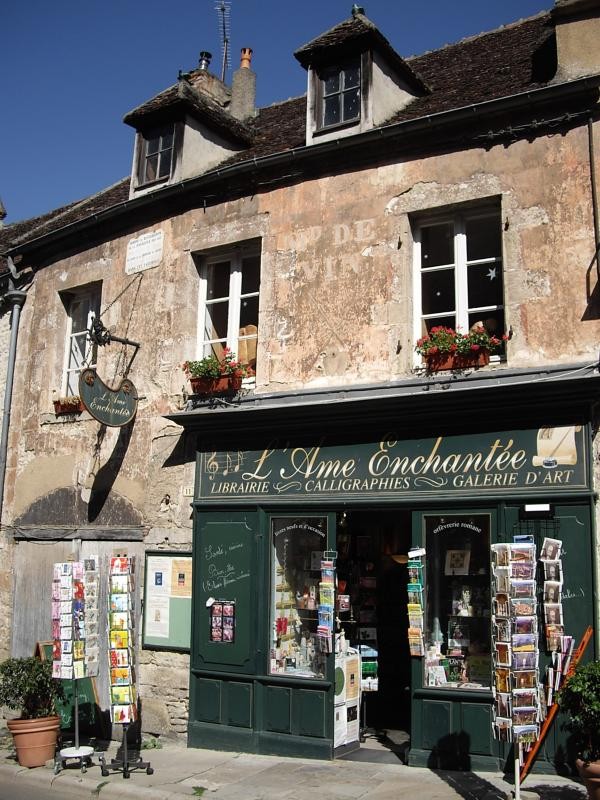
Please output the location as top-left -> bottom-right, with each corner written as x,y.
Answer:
319,60 -> 361,129
137,125 -> 174,186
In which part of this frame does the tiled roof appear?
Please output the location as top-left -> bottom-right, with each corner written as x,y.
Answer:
2,11 -> 572,255
123,78 -> 253,144
294,12 -> 428,93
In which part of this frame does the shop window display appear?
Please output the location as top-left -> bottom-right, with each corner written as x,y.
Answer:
423,514 -> 492,689
269,516 -> 328,678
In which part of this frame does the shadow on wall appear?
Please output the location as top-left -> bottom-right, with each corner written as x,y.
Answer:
87,421 -> 134,522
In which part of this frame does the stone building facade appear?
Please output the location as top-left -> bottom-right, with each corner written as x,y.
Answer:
1,0 -> 600,767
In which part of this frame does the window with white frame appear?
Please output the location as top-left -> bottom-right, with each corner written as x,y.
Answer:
61,285 -> 101,396
137,124 -> 174,186
318,60 -> 361,129
413,206 -> 505,358
197,244 -> 261,374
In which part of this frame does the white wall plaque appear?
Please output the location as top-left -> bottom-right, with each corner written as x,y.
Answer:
125,230 -> 164,274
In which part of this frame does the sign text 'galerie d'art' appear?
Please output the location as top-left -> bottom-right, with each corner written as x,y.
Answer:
197,426 -> 588,502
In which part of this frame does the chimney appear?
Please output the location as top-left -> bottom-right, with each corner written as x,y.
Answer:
229,47 -> 256,120
552,0 -> 600,80
198,51 -> 212,71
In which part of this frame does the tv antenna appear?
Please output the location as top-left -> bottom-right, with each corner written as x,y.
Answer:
216,0 -> 231,82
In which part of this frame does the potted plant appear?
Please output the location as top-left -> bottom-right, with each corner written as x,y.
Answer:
0,656 -> 65,767
52,394 -> 85,415
415,325 -> 506,372
182,348 -> 246,395
557,660 -> 600,799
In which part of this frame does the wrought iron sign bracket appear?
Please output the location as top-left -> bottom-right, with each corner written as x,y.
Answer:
90,319 -> 140,376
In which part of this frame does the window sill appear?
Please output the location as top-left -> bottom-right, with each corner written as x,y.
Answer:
133,175 -> 170,192
313,118 -> 360,138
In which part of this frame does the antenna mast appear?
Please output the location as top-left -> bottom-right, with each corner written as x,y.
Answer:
216,1 -> 231,82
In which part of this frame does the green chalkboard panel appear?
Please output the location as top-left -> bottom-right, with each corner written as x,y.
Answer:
192,510 -> 257,674
36,642 -> 100,733
142,551 -> 192,651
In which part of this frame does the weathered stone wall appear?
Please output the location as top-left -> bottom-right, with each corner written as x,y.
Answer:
3,118 -> 599,731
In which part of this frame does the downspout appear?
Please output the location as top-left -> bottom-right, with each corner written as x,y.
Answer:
0,257 -> 27,526
589,116 -> 600,659
589,117 -> 600,282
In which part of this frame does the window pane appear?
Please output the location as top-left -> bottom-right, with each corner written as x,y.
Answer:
344,64 -> 360,88
423,514 -> 491,690
160,130 -> 173,150
467,262 -> 503,308
421,268 -> 455,315
66,373 -> 80,396
145,154 -> 158,183
343,88 -> 360,121
205,262 -> 231,300
421,223 -> 454,267
204,300 -> 229,341
323,96 -> 340,127
241,255 -> 261,294
157,150 -> 171,178
468,311 -> 505,348
145,136 -> 160,155
270,516 -> 328,679
70,299 -> 89,334
69,332 -> 87,369
466,216 -> 502,261
239,295 -> 259,328
323,70 -> 340,94
423,315 -> 455,337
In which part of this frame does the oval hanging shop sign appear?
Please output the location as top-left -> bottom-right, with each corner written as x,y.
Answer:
79,368 -> 138,427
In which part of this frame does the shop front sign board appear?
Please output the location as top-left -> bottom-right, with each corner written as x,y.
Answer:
197,425 -> 588,502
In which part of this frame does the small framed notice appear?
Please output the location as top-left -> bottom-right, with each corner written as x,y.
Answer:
142,551 -> 192,651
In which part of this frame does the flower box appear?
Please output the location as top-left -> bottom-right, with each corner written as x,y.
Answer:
425,350 -> 490,372
53,398 -> 85,415
189,375 -> 243,395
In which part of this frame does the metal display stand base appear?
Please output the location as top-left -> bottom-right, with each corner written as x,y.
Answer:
54,745 -> 95,774
98,723 -> 153,779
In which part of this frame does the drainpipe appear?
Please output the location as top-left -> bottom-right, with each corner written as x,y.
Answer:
589,117 -> 600,283
0,258 -> 27,526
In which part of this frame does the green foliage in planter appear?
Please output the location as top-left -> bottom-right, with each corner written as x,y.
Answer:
557,660 -> 600,762
0,657 -> 65,719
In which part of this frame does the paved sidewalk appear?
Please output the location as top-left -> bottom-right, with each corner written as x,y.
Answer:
0,734 -> 587,800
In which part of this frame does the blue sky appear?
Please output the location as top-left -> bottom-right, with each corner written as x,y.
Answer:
2,1 -> 551,224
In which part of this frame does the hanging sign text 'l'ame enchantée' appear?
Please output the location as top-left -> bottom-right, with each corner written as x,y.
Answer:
79,369 -> 138,427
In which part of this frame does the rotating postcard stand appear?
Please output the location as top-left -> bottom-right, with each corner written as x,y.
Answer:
51,558 -> 99,774
99,555 -> 153,778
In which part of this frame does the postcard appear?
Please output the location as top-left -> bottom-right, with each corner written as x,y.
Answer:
491,544 -> 510,567
540,537 -> 562,561
110,575 -> 129,594
510,579 -> 536,599
544,581 -> 561,604
494,594 -> 510,617
494,717 -> 512,742
512,633 -> 536,652
513,724 -> 539,743
110,556 -> 130,575
495,667 -> 510,693
223,627 -> 234,642
544,603 -> 563,626
513,707 -> 539,726
510,544 -> 536,563
512,670 -> 537,689
510,561 -> 535,580
513,651 -> 538,671
73,661 -> 86,679
112,704 -> 134,724
110,594 -> 129,612
514,616 -> 537,635
496,692 -> 511,717
110,629 -> 129,649
511,597 -> 536,616
493,567 -> 510,593
512,688 -> 538,707
211,604 -> 223,616
111,612 -> 129,631
543,561 -> 563,583
495,642 -> 511,667
494,618 -> 511,642
111,685 -> 132,704
545,623 -> 564,651
61,665 -> 73,680
73,641 -> 85,660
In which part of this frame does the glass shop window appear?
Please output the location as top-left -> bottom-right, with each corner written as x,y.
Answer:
423,514 -> 492,690
270,516 -> 328,679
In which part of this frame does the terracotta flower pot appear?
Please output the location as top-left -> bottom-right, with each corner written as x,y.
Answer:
576,759 -> 600,800
53,399 -> 85,415
7,715 -> 60,767
189,375 -> 242,395
424,350 -> 490,372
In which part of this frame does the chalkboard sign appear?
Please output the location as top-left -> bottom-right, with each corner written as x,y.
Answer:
36,642 -> 101,733
142,551 -> 192,651
194,511 -> 256,672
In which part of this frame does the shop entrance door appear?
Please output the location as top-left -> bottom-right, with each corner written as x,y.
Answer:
334,508 -> 412,762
